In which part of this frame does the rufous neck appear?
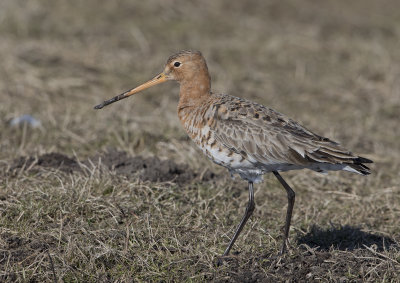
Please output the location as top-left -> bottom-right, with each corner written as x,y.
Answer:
178,72 -> 211,109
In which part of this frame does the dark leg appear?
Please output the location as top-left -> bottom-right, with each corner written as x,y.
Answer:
273,171 -> 295,255
220,181 -> 255,259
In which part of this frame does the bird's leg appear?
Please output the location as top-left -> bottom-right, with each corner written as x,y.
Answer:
273,171 -> 295,255
220,181 -> 255,259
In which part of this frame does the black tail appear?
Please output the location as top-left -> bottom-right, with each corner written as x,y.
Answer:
348,156 -> 373,175
354,156 -> 373,164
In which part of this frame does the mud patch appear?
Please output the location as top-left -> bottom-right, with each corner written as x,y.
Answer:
11,153 -> 80,174
88,150 -> 200,184
10,150 -> 215,185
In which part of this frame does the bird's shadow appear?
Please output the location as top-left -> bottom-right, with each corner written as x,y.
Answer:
296,224 -> 397,252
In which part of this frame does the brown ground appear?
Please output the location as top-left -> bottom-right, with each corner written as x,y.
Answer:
1,0 -> 400,282
9,150 -> 210,185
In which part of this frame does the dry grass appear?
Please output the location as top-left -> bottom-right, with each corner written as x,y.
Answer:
1,0 -> 400,281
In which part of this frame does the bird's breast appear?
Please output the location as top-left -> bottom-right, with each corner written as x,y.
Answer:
178,105 -> 251,169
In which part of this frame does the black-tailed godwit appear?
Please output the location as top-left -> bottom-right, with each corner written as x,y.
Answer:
95,50 -> 372,261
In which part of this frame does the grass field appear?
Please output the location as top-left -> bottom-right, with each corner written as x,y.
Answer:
1,0 -> 400,281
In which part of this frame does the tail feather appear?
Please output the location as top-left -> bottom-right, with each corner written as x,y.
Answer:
289,136 -> 373,175
347,162 -> 371,175
307,150 -> 373,175
353,156 -> 373,164
345,155 -> 372,175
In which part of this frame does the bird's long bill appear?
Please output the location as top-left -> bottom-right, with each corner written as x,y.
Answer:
94,72 -> 167,109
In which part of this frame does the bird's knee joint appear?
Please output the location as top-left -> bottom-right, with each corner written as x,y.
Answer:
247,202 -> 255,213
288,190 -> 295,200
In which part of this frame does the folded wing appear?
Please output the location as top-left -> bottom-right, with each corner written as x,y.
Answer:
210,94 -> 372,174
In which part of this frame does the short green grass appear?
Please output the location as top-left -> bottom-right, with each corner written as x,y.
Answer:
1,0 -> 400,281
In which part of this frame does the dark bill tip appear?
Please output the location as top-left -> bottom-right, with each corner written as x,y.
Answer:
94,103 -> 105,109
93,93 -> 127,110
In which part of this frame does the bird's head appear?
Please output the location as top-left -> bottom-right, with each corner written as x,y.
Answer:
94,50 -> 209,109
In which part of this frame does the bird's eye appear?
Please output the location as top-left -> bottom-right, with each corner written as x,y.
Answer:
174,61 -> 181,67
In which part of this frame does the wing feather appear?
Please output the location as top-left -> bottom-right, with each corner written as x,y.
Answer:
209,94 -> 370,170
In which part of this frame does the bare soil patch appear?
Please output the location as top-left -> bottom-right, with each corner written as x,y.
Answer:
11,153 -> 80,174
9,150 -> 215,185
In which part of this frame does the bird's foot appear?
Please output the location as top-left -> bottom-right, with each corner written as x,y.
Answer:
215,255 -> 231,267
279,238 -> 292,255
215,257 -> 224,267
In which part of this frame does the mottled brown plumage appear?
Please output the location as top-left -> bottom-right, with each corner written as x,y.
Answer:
94,50 -> 372,262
